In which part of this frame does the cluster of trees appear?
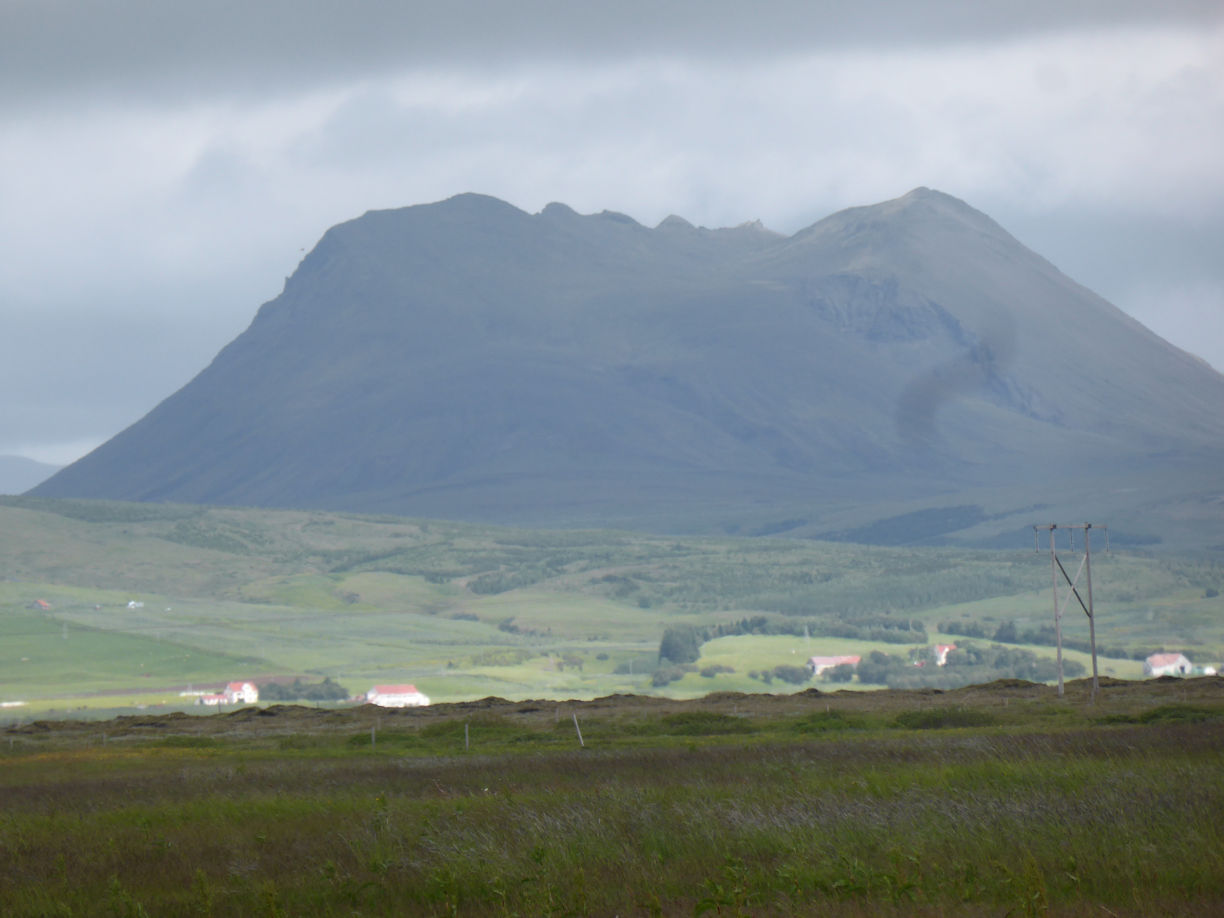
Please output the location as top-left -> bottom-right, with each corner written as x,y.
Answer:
495,617 -> 550,637
940,619 -> 1129,659
855,643 -> 1084,690
819,615 -> 927,645
258,677 -> 350,702
709,613 -> 927,644
823,663 -> 856,683
748,665 -> 812,686
938,619 -> 989,639
652,663 -> 697,687
659,614 -> 928,666
658,625 -> 703,664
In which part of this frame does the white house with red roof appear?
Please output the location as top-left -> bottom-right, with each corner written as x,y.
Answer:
806,655 -> 861,676
223,681 -> 259,704
366,684 -> 430,707
1144,653 -> 1192,677
191,680 -> 258,706
933,644 -> 957,666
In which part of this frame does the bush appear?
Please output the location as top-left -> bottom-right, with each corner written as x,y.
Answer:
259,677 -> 349,702
787,711 -> 860,733
654,712 -> 752,735
894,709 -> 998,729
658,625 -> 701,664
992,621 -> 1018,643
857,650 -> 905,685
940,620 -> 987,638
824,663 -> 856,683
771,665 -> 812,686
651,664 -> 687,687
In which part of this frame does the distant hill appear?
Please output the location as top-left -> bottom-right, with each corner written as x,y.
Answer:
31,189 -> 1224,548
0,455 -> 59,495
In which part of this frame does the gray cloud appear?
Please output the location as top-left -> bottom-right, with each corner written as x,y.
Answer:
5,0 -> 1222,110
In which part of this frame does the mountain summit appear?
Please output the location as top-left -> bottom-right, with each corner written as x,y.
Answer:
33,190 -> 1224,545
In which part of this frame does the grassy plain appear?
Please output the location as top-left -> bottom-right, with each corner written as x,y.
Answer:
1,496 -> 1222,716
2,678 -> 1223,916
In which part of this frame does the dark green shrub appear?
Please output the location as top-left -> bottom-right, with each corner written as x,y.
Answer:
787,710 -> 860,733
651,664 -> 687,687
824,663 -> 856,683
1138,704 -> 1222,725
260,677 -> 349,702
658,625 -> 701,664
655,711 -> 752,735
771,665 -> 812,685
894,708 -> 997,729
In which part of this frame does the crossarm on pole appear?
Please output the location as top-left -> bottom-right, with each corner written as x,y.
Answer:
1054,554 -> 1091,619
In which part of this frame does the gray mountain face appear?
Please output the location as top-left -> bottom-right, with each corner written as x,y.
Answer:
32,189 -> 1224,546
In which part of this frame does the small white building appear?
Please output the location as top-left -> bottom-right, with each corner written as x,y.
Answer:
806,655 -> 861,676
366,684 -> 430,707
1144,653 -> 1192,677
223,681 -> 259,704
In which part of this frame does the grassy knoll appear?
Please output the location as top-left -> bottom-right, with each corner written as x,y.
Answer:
2,678 -> 1223,916
2,497 -> 1222,713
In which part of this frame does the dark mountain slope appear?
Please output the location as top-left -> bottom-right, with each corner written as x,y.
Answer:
33,190 -> 1224,542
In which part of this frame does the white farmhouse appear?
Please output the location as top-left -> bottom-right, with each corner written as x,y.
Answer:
933,643 -> 957,666
806,655 -> 861,676
366,684 -> 430,707
1143,653 -> 1192,677
223,681 -> 259,704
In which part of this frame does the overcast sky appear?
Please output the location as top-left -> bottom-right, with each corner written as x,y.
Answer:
3,0 -> 1223,466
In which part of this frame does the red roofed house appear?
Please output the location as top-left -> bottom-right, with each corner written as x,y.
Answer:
933,644 -> 957,666
223,681 -> 259,704
1144,653 -> 1192,677
806,655 -> 861,676
366,684 -> 430,707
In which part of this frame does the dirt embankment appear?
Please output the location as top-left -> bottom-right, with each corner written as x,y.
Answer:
6,676 -> 1223,742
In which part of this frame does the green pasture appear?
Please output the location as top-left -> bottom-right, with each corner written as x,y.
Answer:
2,496 -> 1222,714
0,607 -> 253,702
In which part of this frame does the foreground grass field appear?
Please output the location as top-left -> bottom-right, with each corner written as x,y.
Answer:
3,677 -> 1223,916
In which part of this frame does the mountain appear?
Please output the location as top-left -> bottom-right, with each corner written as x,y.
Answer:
31,189 -> 1224,547
1,455 -> 60,495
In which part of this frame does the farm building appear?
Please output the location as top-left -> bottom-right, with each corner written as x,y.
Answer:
1143,653 -> 1192,677
195,681 -> 259,706
224,681 -> 259,704
806,655 -> 861,676
933,644 -> 957,666
366,684 -> 430,707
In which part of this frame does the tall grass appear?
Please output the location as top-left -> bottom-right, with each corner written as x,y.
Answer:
2,710 -> 1222,916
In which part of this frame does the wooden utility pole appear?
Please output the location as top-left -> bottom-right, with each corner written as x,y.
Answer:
1034,524 -> 1106,700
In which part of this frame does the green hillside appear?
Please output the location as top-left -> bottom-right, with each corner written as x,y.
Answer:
2,496 -> 1220,717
